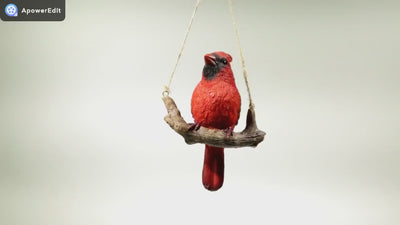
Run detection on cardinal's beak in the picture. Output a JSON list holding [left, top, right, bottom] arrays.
[[204, 54, 217, 66]]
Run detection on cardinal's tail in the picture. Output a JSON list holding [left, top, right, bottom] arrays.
[[202, 145, 224, 191]]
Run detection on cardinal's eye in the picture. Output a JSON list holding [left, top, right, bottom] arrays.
[[222, 58, 228, 65]]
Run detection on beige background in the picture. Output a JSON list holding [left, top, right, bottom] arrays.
[[1, 0, 399, 224]]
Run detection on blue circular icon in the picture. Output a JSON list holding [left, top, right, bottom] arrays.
[[5, 3, 18, 17]]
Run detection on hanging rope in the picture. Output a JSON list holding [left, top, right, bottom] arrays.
[[164, 0, 202, 96], [228, 0, 254, 109]]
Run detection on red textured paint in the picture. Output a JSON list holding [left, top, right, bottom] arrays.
[[191, 51, 241, 191]]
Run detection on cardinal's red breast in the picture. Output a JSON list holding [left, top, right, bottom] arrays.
[[191, 79, 241, 129]]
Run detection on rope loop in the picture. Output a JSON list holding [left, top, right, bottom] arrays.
[[162, 88, 170, 97]]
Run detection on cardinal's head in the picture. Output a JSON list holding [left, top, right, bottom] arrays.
[[202, 51, 233, 80]]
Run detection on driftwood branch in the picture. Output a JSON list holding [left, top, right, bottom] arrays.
[[162, 95, 266, 148]]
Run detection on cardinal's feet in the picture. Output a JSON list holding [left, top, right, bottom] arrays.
[[188, 122, 201, 131], [190, 123, 234, 138], [225, 126, 234, 138]]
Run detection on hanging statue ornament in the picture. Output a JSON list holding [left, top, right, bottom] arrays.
[[162, 0, 266, 191]]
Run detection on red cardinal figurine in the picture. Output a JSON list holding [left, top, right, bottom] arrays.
[[191, 51, 241, 191]]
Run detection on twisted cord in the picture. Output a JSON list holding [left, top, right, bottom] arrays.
[[228, 0, 254, 109], [164, 0, 202, 96]]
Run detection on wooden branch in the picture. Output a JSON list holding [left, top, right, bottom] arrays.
[[162, 95, 266, 148]]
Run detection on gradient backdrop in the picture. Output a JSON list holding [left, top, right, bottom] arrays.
[[1, 0, 399, 224]]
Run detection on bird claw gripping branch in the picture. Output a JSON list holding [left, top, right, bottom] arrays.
[[225, 126, 235, 138], [188, 122, 201, 131]]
